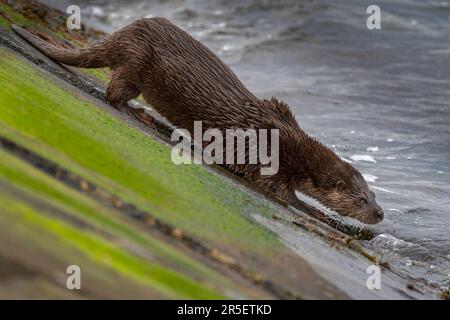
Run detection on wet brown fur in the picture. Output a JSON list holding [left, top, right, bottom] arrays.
[[12, 18, 383, 224]]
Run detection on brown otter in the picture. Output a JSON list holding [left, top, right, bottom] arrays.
[[12, 18, 384, 224]]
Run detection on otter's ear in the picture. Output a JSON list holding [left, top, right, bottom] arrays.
[[336, 180, 346, 191]]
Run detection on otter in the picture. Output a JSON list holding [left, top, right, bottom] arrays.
[[12, 18, 384, 224]]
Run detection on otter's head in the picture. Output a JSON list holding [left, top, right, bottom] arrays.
[[260, 97, 384, 224], [292, 160, 384, 224]]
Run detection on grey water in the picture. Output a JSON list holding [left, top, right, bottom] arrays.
[[43, 0, 450, 288]]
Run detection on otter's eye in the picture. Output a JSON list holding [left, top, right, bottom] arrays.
[[360, 198, 368, 206]]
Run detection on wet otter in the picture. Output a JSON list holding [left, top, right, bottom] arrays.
[[12, 18, 384, 224]]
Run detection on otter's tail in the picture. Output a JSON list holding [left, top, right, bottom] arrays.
[[11, 25, 112, 68]]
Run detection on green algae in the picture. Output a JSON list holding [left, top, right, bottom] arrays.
[[0, 1, 111, 84], [0, 148, 252, 296], [0, 190, 224, 299], [0, 2, 31, 29], [0, 47, 280, 254]]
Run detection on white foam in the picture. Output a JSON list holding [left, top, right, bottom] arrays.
[[371, 186, 396, 194], [350, 154, 377, 163], [294, 190, 366, 228], [362, 173, 378, 183], [294, 190, 335, 215], [341, 157, 355, 164], [366, 146, 379, 152], [89, 6, 104, 16], [371, 233, 414, 249]]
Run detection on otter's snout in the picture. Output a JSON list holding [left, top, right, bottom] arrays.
[[367, 202, 384, 224], [373, 208, 384, 222]]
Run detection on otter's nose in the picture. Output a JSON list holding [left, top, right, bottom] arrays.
[[375, 209, 384, 221]]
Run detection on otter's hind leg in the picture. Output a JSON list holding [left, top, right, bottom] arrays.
[[106, 66, 154, 127]]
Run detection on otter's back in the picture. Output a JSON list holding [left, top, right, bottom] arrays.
[[129, 18, 259, 128]]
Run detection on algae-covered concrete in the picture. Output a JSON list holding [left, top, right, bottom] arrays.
[[0, 0, 441, 299]]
